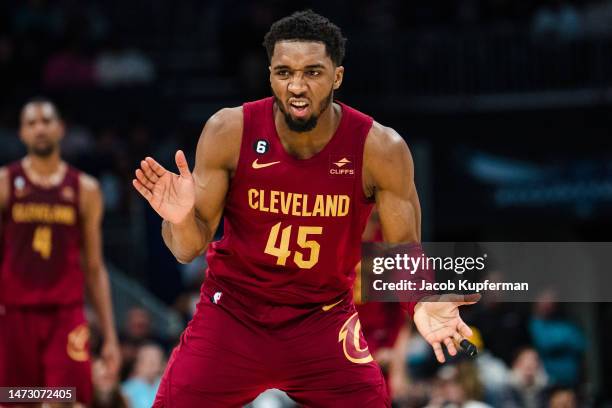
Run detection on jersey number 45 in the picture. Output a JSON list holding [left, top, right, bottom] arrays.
[[264, 222, 322, 269]]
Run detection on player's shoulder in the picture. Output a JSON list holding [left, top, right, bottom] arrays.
[[204, 106, 243, 138], [197, 106, 243, 169], [364, 120, 409, 160], [0, 165, 8, 181], [78, 171, 100, 194], [0, 166, 8, 208]]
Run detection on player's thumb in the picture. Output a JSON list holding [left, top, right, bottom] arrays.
[[175, 150, 191, 178]]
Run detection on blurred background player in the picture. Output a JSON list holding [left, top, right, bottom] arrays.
[[0, 98, 120, 406]]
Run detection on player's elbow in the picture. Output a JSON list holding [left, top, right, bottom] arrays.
[[83, 261, 104, 281], [174, 254, 194, 264], [172, 245, 206, 265]]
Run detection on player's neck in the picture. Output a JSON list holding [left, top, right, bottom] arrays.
[[275, 102, 341, 160], [25, 153, 62, 175], [22, 153, 66, 187]]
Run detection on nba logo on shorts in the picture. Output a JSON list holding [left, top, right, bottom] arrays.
[[212, 292, 223, 304], [329, 155, 355, 177]]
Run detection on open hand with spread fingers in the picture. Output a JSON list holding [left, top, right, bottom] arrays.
[[413, 293, 481, 363], [132, 150, 195, 225]]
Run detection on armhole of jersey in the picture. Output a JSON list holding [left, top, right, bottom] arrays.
[[73, 168, 82, 218], [5, 163, 18, 209], [226, 105, 250, 200], [358, 117, 375, 205]]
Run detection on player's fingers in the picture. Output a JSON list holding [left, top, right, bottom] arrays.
[[175, 150, 191, 178], [135, 169, 155, 190], [145, 156, 167, 178], [425, 326, 455, 344], [457, 320, 473, 339], [132, 179, 153, 201], [432, 342, 445, 363], [444, 337, 458, 356], [141, 160, 159, 182]]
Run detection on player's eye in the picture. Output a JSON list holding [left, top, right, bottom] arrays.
[[276, 70, 290, 77], [307, 71, 321, 77]]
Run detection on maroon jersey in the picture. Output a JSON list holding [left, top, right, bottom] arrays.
[[206, 97, 374, 306], [0, 161, 83, 306]]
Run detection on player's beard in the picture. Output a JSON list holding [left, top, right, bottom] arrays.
[[273, 88, 333, 133], [29, 140, 57, 158]]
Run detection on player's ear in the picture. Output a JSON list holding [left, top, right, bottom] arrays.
[[57, 120, 66, 141], [333, 66, 344, 90]]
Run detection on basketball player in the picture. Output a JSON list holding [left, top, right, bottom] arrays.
[[0, 99, 120, 406], [133, 10, 477, 407]]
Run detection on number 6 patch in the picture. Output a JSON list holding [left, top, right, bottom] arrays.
[[253, 139, 270, 155]]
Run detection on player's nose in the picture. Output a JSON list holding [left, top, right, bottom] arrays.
[[288, 74, 307, 94]]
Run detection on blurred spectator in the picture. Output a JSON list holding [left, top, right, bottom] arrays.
[[123, 307, 154, 343], [91, 358, 129, 408], [501, 347, 548, 408], [466, 326, 510, 407], [529, 292, 585, 387], [547, 387, 578, 408], [121, 343, 165, 408], [426, 363, 492, 408], [95, 36, 155, 87], [119, 307, 160, 381], [174, 256, 206, 325], [462, 292, 530, 366]]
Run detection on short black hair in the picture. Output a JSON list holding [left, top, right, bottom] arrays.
[[22, 96, 62, 119], [263, 10, 346, 66]]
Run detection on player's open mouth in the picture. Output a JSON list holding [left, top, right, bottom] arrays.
[[289, 100, 310, 118]]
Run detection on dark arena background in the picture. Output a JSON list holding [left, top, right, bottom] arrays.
[[1, 1, 611, 407]]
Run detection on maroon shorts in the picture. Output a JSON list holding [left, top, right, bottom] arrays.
[[153, 281, 389, 407], [0, 304, 93, 404]]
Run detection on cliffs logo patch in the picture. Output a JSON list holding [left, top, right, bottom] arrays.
[[329, 155, 355, 177], [338, 312, 373, 364]]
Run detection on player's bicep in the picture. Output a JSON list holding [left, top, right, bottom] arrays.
[[79, 175, 104, 271], [192, 162, 228, 238], [191, 108, 241, 237], [367, 127, 421, 243]]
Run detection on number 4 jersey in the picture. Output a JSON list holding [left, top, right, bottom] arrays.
[[0, 161, 84, 306], [206, 97, 375, 306]]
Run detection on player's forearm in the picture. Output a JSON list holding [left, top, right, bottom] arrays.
[[85, 264, 118, 343], [161, 212, 211, 263]]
